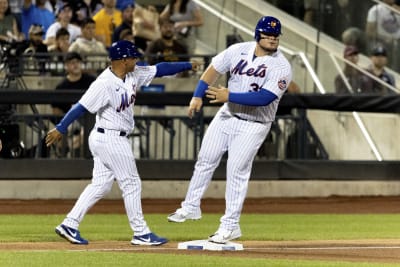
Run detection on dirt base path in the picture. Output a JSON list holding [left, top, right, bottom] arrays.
[[3, 196, 400, 214], [1, 196, 400, 263]]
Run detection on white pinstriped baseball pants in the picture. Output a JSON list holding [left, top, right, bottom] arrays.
[[62, 129, 150, 236], [181, 112, 271, 231]]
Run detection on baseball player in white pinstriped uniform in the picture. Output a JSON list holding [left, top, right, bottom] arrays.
[[46, 40, 198, 245], [168, 16, 292, 244]]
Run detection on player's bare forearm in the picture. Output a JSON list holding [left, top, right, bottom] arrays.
[[45, 128, 63, 147], [188, 97, 203, 118], [206, 85, 229, 103], [200, 65, 220, 85]]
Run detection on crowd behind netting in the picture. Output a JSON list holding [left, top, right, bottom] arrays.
[[2, 0, 399, 92], [0, 0, 204, 77], [0, 0, 204, 158], [266, 0, 400, 94]]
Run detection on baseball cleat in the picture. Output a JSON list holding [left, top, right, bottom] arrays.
[[208, 228, 242, 244], [167, 208, 202, 223], [55, 224, 88, 245], [131, 232, 168, 246]]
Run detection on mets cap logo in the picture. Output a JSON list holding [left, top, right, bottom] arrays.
[[270, 21, 277, 28], [278, 79, 287, 90]]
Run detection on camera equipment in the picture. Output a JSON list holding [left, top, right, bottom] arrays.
[[0, 40, 29, 88]]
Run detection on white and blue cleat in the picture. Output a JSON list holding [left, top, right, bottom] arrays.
[[55, 224, 89, 245], [131, 232, 168, 246]]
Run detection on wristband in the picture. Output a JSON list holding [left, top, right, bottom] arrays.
[[193, 80, 209, 97]]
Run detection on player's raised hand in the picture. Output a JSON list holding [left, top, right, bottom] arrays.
[[45, 128, 63, 147], [206, 85, 229, 103], [188, 97, 203, 118]]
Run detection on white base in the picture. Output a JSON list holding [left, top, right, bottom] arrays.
[[177, 239, 244, 251]]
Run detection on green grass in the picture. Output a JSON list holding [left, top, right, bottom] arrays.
[[1, 214, 400, 266], [1, 252, 399, 267]]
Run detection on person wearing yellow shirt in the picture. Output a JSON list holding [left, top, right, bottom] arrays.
[[92, 0, 122, 48]]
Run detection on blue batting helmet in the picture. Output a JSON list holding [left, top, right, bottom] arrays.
[[109, 40, 142, 61], [254, 16, 282, 41]]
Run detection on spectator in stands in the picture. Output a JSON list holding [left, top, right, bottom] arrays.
[[303, 0, 340, 38], [9, 0, 23, 33], [112, 3, 134, 43], [69, 17, 108, 73], [145, 17, 188, 65], [132, 4, 161, 52], [160, 0, 203, 55], [21, 24, 48, 73], [92, 0, 122, 48], [334, 45, 371, 94], [51, 51, 95, 157], [0, 138, 2, 152], [45, 3, 81, 46], [364, 45, 396, 95], [55, 0, 91, 26], [47, 27, 70, 74], [22, 0, 55, 40], [88, 0, 103, 16], [0, 0, 24, 43], [341, 27, 367, 55], [116, 0, 134, 11], [22, 24, 47, 54], [365, 0, 400, 71], [47, 27, 70, 54], [52, 52, 95, 115]]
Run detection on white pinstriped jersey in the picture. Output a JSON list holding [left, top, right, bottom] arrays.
[[79, 65, 157, 133], [212, 41, 292, 123]]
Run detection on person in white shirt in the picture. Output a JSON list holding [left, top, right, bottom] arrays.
[[69, 17, 108, 72], [366, 0, 400, 71], [45, 3, 81, 46]]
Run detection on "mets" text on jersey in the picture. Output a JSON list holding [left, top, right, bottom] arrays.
[[116, 92, 136, 112], [231, 60, 267, 77]]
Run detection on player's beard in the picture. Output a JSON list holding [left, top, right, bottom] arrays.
[[259, 43, 278, 54]]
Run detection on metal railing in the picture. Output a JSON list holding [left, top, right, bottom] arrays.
[[0, 110, 327, 161]]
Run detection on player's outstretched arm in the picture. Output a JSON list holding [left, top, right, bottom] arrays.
[[45, 103, 88, 147], [154, 61, 200, 77]]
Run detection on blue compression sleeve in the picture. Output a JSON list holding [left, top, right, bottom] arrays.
[[193, 80, 209, 97], [55, 103, 88, 134], [155, 62, 192, 77], [228, 89, 277, 106]]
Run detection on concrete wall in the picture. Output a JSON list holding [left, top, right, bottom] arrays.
[[308, 110, 400, 160], [2, 180, 400, 199]]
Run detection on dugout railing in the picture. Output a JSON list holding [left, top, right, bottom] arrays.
[[3, 89, 400, 161], [0, 90, 328, 161], [0, 103, 326, 161]]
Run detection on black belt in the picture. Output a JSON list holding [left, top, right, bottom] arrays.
[[97, 127, 127, 137], [233, 114, 264, 124]]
